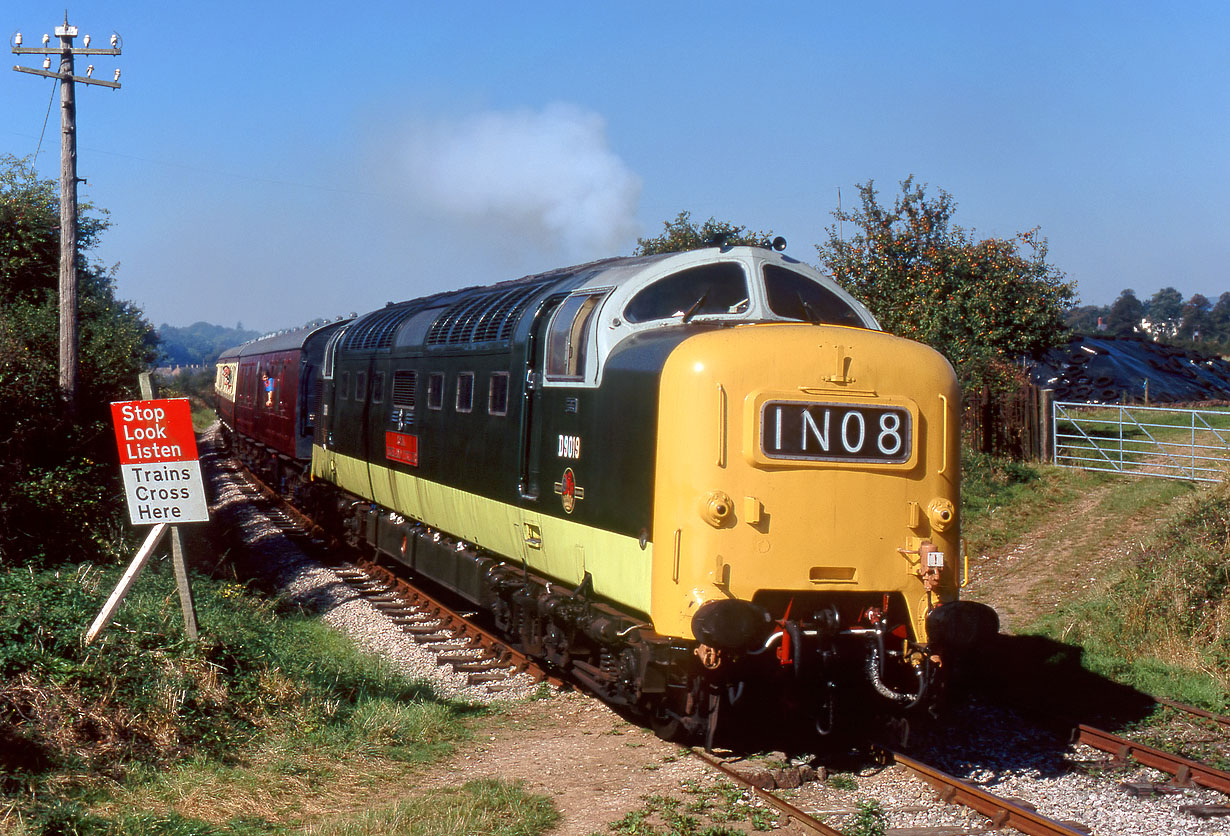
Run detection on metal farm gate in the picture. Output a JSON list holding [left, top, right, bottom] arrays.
[[1052, 401, 1230, 483]]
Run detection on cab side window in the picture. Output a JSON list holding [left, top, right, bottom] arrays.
[[545, 292, 607, 381], [623, 263, 748, 323]]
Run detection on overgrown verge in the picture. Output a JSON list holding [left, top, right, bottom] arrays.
[[1030, 478, 1230, 708], [961, 449, 1229, 710], [0, 560, 552, 834]]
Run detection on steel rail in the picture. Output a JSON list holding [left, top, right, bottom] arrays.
[[1154, 698, 1230, 729], [1076, 724, 1230, 795], [880, 748, 1090, 836], [693, 752, 847, 836]]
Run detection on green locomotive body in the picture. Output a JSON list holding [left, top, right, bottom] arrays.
[[223, 246, 997, 742]]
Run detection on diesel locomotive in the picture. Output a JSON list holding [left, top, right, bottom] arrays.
[[216, 245, 997, 743]]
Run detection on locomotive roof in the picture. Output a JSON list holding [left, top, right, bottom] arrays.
[[337, 246, 877, 357]]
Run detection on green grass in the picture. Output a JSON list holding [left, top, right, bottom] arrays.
[[0, 560, 529, 834], [594, 782, 777, 835], [960, 448, 1077, 556], [17, 779, 556, 836], [309, 779, 558, 836]]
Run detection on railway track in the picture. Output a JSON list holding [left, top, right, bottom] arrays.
[[206, 437, 1230, 834], [333, 557, 563, 692], [206, 441, 561, 698]]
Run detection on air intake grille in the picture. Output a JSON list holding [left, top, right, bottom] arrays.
[[391, 370, 417, 409]]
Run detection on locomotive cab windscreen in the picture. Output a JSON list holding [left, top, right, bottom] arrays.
[[623, 262, 749, 322], [762, 264, 870, 327]]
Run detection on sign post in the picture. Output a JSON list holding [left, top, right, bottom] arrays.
[[86, 395, 207, 644]]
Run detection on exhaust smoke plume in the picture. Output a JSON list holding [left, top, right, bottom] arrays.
[[401, 104, 642, 257]]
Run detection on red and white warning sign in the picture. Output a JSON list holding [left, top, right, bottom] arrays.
[[110, 398, 209, 525]]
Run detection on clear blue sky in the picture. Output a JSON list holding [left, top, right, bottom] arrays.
[[5, 1, 1228, 334]]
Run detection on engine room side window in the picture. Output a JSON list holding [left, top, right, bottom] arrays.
[[427, 372, 445, 410], [456, 372, 475, 413], [339, 371, 350, 400], [356, 372, 367, 402], [763, 265, 867, 328], [623, 263, 749, 324], [488, 372, 509, 416], [545, 291, 607, 381], [371, 371, 384, 404]]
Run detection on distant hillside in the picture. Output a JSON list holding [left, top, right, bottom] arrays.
[[158, 321, 261, 367]]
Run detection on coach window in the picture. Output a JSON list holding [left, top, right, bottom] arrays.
[[546, 291, 608, 381], [427, 372, 445, 410], [456, 372, 475, 413], [624, 263, 748, 323], [763, 265, 867, 328], [488, 372, 510, 416]]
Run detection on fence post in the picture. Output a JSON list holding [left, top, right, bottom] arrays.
[[1039, 389, 1054, 463], [980, 385, 993, 455]]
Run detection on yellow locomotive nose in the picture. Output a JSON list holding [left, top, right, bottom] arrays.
[[649, 323, 962, 645]]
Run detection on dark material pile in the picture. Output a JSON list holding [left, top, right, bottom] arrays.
[[1030, 336, 1230, 403]]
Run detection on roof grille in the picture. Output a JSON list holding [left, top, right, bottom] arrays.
[[426, 281, 551, 346], [342, 307, 417, 351]]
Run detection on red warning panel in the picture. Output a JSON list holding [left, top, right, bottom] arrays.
[[385, 431, 419, 466], [111, 398, 200, 465]]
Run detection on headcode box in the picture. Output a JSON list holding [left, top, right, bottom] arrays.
[[110, 398, 209, 525]]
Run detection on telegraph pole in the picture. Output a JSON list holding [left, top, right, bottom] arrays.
[[12, 16, 121, 413]]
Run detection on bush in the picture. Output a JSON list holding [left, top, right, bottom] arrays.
[[0, 156, 159, 569]]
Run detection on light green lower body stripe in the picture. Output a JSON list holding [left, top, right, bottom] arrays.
[[312, 445, 653, 617]]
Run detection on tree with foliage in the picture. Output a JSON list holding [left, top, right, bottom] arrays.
[[0, 154, 158, 567], [815, 177, 1076, 393], [1063, 304, 1110, 334], [1106, 289, 1145, 336], [634, 210, 776, 255], [158, 321, 261, 366], [1145, 286, 1184, 339], [1178, 293, 1212, 342]]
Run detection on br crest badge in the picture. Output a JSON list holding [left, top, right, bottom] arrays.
[[554, 468, 585, 514]]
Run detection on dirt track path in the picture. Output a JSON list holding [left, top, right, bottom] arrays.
[[959, 476, 1179, 632]]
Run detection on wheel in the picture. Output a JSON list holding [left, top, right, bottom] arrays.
[[649, 698, 684, 742]]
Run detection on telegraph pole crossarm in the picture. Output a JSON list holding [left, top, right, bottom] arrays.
[[12, 65, 121, 88]]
